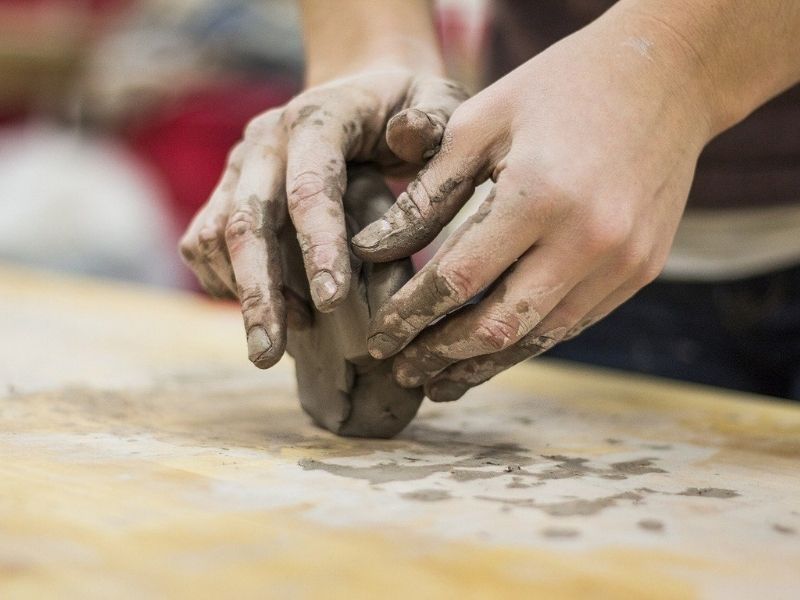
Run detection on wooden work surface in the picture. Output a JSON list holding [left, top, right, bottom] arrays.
[[1, 264, 799, 599]]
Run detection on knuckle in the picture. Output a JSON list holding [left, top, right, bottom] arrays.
[[197, 224, 223, 257], [283, 97, 327, 130], [287, 171, 334, 215], [225, 207, 261, 242], [433, 262, 480, 305], [614, 239, 650, 275], [238, 286, 266, 313], [397, 183, 430, 221], [580, 217, 631, 254], [178, 235, 198, 264], [474, 312, 522, 352], [244, 110, 280, 140]]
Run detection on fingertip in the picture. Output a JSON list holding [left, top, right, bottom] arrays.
[[309, 269, 350, 313], [425, 379, 469, 402], [247, 325, 284, 369], [387, 108, 444, 164], [393, 357, 424, 389]]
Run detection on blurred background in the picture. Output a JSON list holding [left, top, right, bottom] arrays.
[[0, 0, 488, 288]]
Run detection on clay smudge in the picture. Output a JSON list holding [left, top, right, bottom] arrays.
[[506, 476, 531, 489], [772, 524, 796, 535], [643, 444, 673, 451], [476, 491, 646, 517], [536, 455, 665, 481], [609, 458, 667, 477], [638, 519, 665, 532], [299, 458, 446, 485], [289, 104, 323, 130], [541, 527, 580, 539], [298, 439, 537, 485], [450, 469, 506, 482], [677, 487, 739, 499], [401, 489, 452, 502]]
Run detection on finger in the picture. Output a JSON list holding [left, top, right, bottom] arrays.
[[284, 106, 351, 312], [386, 76, 469, 164], [179, 145, 246, 297], [226, 139, 289, 369], [366, 184, 549, 359], [423, 271, 644, 402], [179, 246, 232, 299], [424, 335, 544, 403], [391, 241, 592, 387], [179, 218, 232, 299], [352, 119, 487, 262]]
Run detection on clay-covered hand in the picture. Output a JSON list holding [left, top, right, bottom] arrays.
[[352, 15, 717, 401], [179, 69, 467, 369]]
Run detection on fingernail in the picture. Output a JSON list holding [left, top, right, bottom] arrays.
[[310, 271, 338, 306], [426, 380, 469, 402], [394, 360, 424, 388], [247, 326, 273, 366], [368, 332, 401, 359], [352, 219, 392, 250]]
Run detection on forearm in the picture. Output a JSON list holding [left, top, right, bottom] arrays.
[[609, 0, 800, 136], [299, 0, 443, 86]]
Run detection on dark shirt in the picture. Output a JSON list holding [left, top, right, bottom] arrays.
[[490, 0, 800, 209]]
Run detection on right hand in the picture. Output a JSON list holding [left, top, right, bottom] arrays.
[[179, 69, 467, 369]]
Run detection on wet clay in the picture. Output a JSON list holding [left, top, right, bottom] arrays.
[[282, 167, 423, 438]]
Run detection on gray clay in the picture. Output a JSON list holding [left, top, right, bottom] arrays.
[[282, 167, 423, 438]]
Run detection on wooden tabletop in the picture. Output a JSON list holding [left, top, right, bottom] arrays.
[[1, 264, 799, 599]]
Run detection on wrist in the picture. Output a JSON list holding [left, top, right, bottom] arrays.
[[592, 6, 727, 143], [610, 0, 800, 139], [305, 43, 444, 88], [300, 0, 444, 87]]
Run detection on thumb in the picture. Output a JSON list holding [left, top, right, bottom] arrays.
[[386, 76, 469, 165]]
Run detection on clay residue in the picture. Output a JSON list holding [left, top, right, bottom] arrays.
[[298, 446, 669, 488], [772, 523, 796, 535], [537, 455, 666, 481], [298, 440, 536, 485], [638, 519, 665, 532], [476, 491, 646, 517], [299, 458, 447, 485], [541, 527, 580, 539], [401, 489, 452, 502], [506, 476, 534, 489], [677, 487, 739, 499]]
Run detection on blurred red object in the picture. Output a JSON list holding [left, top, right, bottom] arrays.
[[126, 79, 297, 234]]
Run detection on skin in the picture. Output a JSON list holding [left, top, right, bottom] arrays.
[[179, 0, 467, 368], [352, 0, 800, 400], [182, 0, 800, 401]]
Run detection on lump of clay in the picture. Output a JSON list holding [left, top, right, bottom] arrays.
[[282, 167, 423, 438]]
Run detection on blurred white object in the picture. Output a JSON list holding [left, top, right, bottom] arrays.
[[0, 124, 184, 286]]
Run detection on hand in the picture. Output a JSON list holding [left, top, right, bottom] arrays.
[[179, 68, 467, 369], [352, 15, 715, 401]]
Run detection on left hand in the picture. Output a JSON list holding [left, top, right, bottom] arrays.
[[351, 13, 716, 401]]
